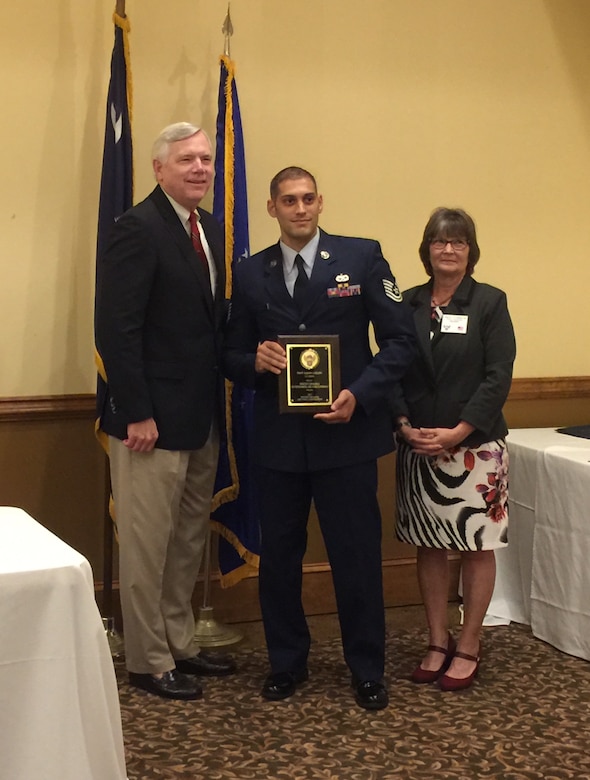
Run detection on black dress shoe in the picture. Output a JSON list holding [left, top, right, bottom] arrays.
[[353, 680, 389, 710], [128, 670, 203, 700], [175, 651, 236, 677], [261, 669, 309, 701]]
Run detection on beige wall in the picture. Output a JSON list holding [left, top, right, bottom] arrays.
[[1, 0, 590, 398]]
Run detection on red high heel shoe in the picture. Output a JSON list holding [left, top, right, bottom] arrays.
[[410, 633, 457, 684], [438, 648, 481, 692]]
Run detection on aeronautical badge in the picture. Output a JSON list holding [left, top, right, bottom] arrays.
[[320, 251, 330, 260], [327, 271, 362, 297], [382, 278, 403, 302]]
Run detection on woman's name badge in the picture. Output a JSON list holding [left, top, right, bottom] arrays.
[[441, 314, 468, 334]]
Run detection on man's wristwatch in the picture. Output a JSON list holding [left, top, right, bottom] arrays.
[[396, 418, 412, 431]]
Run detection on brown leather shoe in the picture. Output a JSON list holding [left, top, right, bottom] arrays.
[[128, 670, 203, 700]]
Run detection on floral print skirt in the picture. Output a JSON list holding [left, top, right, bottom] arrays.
[[395, 438, 509, 551]]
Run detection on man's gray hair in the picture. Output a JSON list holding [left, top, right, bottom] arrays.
[[151, 122, 211, 163]]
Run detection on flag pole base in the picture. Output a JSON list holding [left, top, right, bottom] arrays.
[[193, 606, 243, 647], [102, 616, 125, 658]]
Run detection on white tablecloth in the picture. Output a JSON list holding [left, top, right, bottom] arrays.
[[0, 507, 127, 780], [487, 429, 590, 661]]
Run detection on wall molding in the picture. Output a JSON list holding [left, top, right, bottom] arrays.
[[1, 377, 590, 423], [0, 394, 96, 422], [509, 376, 590, 401]]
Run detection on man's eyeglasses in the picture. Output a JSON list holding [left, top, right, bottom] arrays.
[[430, 239, 468, 251]]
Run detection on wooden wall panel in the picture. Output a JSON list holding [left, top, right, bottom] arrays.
[[0, 416, 108, 577], [2, 376, 589, 625]]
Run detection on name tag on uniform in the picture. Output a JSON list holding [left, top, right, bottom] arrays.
[[441, 314, 468, 334]]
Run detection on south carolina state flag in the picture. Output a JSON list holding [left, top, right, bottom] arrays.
[[95, 11, 133, 453]]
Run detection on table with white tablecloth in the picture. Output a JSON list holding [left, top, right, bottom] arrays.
[[0, 507, 127, 780], [486, 428, 590, 661]]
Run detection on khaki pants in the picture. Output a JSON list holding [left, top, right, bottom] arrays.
[[109, 428, 219, 674]]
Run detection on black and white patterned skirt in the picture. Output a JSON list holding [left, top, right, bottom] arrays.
[[395, 438, 509, 551]]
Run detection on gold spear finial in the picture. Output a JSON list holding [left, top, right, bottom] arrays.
[[222, 3, 233, 58]]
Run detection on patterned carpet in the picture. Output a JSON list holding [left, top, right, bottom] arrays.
[[115, 622, 590, 780]]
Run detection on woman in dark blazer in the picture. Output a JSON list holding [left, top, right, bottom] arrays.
[[391, 207, 516, 691]]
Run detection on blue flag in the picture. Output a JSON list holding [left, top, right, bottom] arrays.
[[211, 54, 260, 586], [95, 12, 133, 453]]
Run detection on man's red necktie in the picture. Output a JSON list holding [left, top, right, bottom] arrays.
[[188, 211, 210, 277]]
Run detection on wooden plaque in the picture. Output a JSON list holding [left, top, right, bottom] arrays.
[[277, 335, 341, 414]]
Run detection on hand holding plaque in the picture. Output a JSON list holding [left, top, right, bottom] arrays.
[[278, 335, 341, 414]]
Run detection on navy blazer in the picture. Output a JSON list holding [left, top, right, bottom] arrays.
[[223, 229, 416, 471], [391, 275, 516, 448], [95, 185, 226, 450]]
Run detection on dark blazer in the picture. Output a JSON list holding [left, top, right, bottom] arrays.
[[391, 275, 516, 448], [95, 185, 226, 450], [223, 229, 416, 471]]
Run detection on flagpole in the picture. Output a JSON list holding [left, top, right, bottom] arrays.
[[193, 528, 243, 646], [102, 465, 124, 656], [193, 3, 243, 648], [115, 0, 125, 16]]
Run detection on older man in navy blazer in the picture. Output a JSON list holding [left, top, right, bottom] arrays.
[[223, 167, 416, 709], [96, 122, 235, 700]]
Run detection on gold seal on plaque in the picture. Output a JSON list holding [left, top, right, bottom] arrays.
[[300, 348, 320, 370]]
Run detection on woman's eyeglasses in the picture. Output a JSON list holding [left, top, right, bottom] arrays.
[[430, 239, 468, 251]]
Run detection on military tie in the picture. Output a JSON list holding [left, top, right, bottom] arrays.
[[293, 254, 310, 309]]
